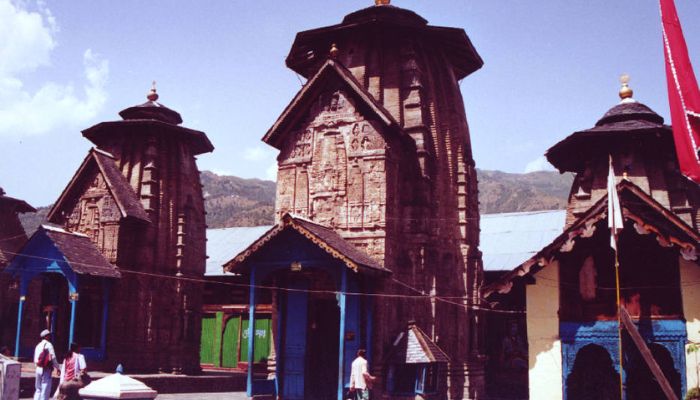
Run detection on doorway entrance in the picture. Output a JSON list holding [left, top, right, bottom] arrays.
[[281, 274, 340, 400], [306, 295, 340, 399]]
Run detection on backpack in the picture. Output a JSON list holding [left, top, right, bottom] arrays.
[[37, 344, 51, 368]]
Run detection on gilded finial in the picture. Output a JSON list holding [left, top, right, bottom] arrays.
[[147, 81, 159, 102], [329, 43, 339, 59], [619, 74, 633, 100], [375, 0, 390, 5]]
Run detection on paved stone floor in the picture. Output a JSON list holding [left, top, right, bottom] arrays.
[[155, 392, 247, 399], [21, 392, 247, 399]]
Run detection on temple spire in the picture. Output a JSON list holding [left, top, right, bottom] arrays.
[[375, 0, 390, 5], [619, 74, 634, 102], [147, 81, 159, 102]]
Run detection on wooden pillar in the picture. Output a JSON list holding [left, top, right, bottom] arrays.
[[100, 279, 110, 357], [247, 268, 257, 398], [68, 277, 79, 347], [337, 267, 347, 400], [14, 277, 27, 357]]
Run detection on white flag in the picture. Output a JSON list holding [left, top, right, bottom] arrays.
[[608, 155, 624, 250]]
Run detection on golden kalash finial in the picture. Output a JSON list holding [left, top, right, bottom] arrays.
[[619, 74, 633, 100], [147, 81, 159, 102], [330, 43, 339, 59], [375, 0, 391, 5]]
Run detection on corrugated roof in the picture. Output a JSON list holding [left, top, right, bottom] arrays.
[[204, 211, 567, 276], [480, 210, 566, 271], [205, 226, 273, 276]]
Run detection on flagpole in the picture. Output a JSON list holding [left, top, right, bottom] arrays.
[[614, 247, 624, 400], [608, 154, 625, 399]]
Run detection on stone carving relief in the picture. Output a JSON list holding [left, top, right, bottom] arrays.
[[65, 172, 122, 261], [275, 89, 390, 234]]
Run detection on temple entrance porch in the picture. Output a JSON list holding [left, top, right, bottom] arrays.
[[223, 215, 389, 400]]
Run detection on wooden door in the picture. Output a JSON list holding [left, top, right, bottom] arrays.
[[282, 284, 308, 400], [221, 315, 241, 368], [199, 314, 217, 365]]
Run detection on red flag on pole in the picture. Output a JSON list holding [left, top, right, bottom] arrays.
[[660, 0, 700, 184]]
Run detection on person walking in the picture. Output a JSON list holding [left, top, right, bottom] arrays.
[[349, 349, 375, 400], [56, 343, 87, 400], [33, 329, 59, 400]]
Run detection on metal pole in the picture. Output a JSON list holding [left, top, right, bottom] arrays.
[[247, 268, 257, 398], [614, 250, 624, 400], [337, 268, 347, 400]]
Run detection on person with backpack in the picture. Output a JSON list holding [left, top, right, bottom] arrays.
[[55, 343, 88, 400], [33, 329, 59, 400]]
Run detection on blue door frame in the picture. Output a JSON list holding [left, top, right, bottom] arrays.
[[245, 259, 370, 400], [560, 320, 687, 399]]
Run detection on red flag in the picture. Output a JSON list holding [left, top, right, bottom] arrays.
[[660, 0, 700, 183]]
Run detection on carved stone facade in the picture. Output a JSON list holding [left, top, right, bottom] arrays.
[[36, 91, 214, 373], [266, 4, 485, 398], [0, 189, 35, 348]]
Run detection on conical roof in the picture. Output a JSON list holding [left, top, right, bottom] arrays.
[[118, 85, 183, 125], [285, 3, 482, 80], [546, 94, 672, 173], [82, 86, 213, 155]]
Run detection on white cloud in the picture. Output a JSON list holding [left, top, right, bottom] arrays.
[[524, 156, 555, 173], [0, 0, 109, 138], [243, 146, 269, 161]]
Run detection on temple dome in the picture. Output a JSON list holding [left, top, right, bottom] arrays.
[[595, 101, 665, 127], [118, 86, 183, 125]]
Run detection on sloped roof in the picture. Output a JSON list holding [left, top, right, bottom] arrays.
[[6, 225, 120, 278], [285, 5, 482, 80], [48, 148, 149, 224], [263, 59, 401, 149], [223, 213, 389, 275], [547, 100, 673, 173], [484, 180, 700, 297], [0, 188, 36, 214], [389, 322, 450, 364], [205, 226, 273, 276], [480, 210, 566, 271]]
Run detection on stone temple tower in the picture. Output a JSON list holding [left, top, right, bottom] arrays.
[[263, 1, 485, 397], [46, 86, 213, 372]]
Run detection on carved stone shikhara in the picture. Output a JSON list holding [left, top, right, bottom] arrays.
[[265, 4, 486, 397], [39, 94, 214, 373]]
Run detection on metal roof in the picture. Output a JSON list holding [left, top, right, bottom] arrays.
[[205, 226, 273, 276], [205, 210, 567, 276], [480, 210, 566, 271]]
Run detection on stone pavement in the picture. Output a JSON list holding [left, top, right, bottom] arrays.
[[21, 392, 247, 399], [155, 392, 247, 399]]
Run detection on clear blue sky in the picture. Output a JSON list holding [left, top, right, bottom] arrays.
[[0, 0, 698, 206]]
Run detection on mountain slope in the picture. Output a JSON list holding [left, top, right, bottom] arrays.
[[19, 169, 573, 232]]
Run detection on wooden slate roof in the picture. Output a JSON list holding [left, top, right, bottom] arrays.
[[83, 119, 214, 156], [547, 101, 673, 173], [263, 59, 402, 150], [0, 189, 36, 214], [388, 321, 450, 364], [42, 226, 121, 278], [223, 213, 389, 275], [483, 180, 700, 298], [6, 225, 120, 278], [285, 5, 482, 80], [48, 148, 149, 224]]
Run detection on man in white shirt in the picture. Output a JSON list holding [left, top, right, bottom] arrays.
[[34, 329, 60, 400], [350, 349, 375, 400]]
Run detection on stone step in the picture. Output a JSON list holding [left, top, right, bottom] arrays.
[[19, 368, 246, 397]]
